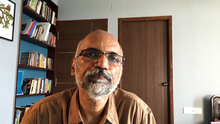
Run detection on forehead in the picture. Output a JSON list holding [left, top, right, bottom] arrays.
[[79, 31, 123, 55]]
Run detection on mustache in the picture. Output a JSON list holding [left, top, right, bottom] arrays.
[[85, 69, 113, 82]]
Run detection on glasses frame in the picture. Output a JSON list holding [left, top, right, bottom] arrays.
[[76, 49, 125, 65]]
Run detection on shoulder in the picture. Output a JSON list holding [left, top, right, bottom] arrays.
[[113, 88, 152, 112], [112, 88, 156, 123], [21, 88, 78, 123], [113, 88, 144, 102], [29, 87, 77, 112]]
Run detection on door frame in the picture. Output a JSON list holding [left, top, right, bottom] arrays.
[[118, 16, 173, 124]]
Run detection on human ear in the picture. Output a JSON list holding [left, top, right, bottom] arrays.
[[71, 58, 76, 76]]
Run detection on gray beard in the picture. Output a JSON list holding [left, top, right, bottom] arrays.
[[76, 69, 113, 99]]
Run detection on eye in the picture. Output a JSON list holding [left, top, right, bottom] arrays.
[[83, 50, 99, 58], [107, 54, 120, 63]]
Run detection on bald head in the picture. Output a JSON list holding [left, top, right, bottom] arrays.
[[83, 30, 117, 44], [75, 30, 123, 58]]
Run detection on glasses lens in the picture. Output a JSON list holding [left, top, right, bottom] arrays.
[[106, 54, 122, 64], [81, 49, 100, 59]]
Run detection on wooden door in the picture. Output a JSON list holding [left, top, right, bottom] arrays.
[[118, 16, 173, 124], [55, 19, 108, 93]]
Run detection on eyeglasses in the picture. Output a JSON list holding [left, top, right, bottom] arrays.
[[76, 49, 125, 66]]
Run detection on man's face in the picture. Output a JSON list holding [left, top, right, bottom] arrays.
[[73, 31, 123, 99]]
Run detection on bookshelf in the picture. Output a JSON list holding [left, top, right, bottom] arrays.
[[13, 0, 58, 123]]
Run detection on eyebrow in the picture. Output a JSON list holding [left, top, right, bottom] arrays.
[[85, 47, 120, 55]]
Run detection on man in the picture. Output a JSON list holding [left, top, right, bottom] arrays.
[[21, 30, 156, 124]]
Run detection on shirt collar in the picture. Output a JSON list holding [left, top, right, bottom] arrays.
[[68, 88, 119, 124]]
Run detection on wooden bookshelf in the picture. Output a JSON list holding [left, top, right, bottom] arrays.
[[13, 0, 58, 123]]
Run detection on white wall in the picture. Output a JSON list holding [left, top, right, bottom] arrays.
[[57, 0, 220, 124], [52, 0, 58, 6], [0, 0, 22, 124]]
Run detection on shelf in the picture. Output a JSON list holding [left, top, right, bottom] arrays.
[[23, 6, 56, 28], [21, 34, 55, 48], [16, 93, 52, 97], [18, 64, 54, 71], [23, 6, 45, 22]]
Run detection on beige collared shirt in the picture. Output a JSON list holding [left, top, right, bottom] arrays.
[[21, 87, 156, 124]]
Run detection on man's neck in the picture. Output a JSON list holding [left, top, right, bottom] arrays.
[[78, 89, 109, 124]]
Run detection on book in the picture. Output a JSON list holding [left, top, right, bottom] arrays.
[[51, 11, 56, 24], [36, 78, 41, 93], [14, 110, 20, 124], [32, 78, 38, 94], [47, 57, 53, 69], [29, 21, 37, 37], [24, 0, 32, 7], [31, 25, 39, 38], [40, 78, 45, 93], [48, 8, 52, 23], [20, 52, 29, 65], [48, 80, 53, 93], [40, 1, 47, 18], [30, 0, 39, 11], [27, 20, 36, 35], [34, 24, 44, 40], [28, 51, 38, 66], [18, 109, 25, 123], [30, 79, 37, 94], [53, 35, 56, 47], [44, 78, 48, 93], [17, 71, 24, 95], [36, 0, 42, 14], [47, 32, 53, 45], [15, 107, 30, 123], [37, 22, 51, 42], [45, 5, 49, 21], [21, 20, 33, 35]]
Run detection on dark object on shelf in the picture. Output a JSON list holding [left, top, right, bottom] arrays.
[[21, 78, 33, 94], [211, 95, 220, 121]]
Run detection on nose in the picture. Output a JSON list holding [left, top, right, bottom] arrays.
[[94, 54, 109, 69]]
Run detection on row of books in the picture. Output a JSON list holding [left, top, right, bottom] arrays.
[[20, 51, 53, 69], [21, 20, 56, 44], [21, 78, 53, 95], [15, 106, 33, 124], [24, 0, 56, 25], [14, 107, 30, 124]]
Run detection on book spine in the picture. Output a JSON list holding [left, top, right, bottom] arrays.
[[27, 20, 35, 35]]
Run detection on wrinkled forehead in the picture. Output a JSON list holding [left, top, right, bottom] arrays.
[[78, 31, 123, 55]]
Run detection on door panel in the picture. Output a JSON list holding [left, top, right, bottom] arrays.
[[118, 17, 173, 124], [55, 19, 108, 93]]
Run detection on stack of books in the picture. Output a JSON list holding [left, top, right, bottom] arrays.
[[21, 78, 53, 95], [20, 51, 54, 69], [24, 0, 56, 25], [21, 20, 56, 46]]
